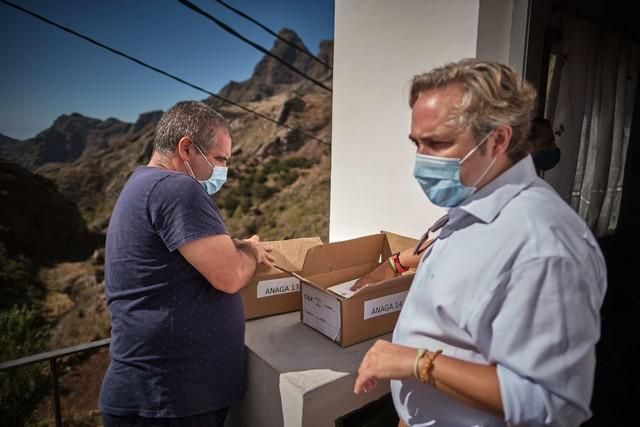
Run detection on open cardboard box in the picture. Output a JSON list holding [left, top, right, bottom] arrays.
[[241, 237, 322, 320], [292, 231, 418, 347]]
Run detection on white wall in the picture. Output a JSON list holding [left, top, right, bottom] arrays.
[[477, 0, 513, 64], [509, 0, 531, 77], [330, 0, 479, 241], [330, 0, 528, 242]]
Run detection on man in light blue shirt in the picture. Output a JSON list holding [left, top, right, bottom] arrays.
[[354, 59, 606, 427]]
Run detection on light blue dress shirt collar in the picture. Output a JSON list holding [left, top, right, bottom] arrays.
[[452, 155, 538, 224]]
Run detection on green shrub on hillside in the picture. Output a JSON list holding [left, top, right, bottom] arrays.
[[219, 156, 314, 217], [278, 170, 300, 186], [281, 157, 314, 169], [0, 243, 43, 310], [250, 182, 275, 201], [0, 306, 50, 427]]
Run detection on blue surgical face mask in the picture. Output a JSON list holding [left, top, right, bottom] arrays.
[[413, 131, 496, 207], [185, 144, 228, 195]]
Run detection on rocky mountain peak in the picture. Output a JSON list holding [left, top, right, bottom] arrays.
[[214, 28, 333, 103], [131, 110, 163, 134], [0, 132, 19, 145], [250, 27, 315, 87], [0, 113, 133, 170], [317, 40, 334, 68], [48, 113, 98, 134], [270, 28, 308, 60]]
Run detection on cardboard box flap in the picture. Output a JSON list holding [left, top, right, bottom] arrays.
[[301, 234, 386, 277], [256, 237, 322, 275], [305, 263, 380, 291], [381, 231, 419, 259]]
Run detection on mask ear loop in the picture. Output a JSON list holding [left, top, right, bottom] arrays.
[[180, 136, 199, 180], [460, 129, 496, 188], [193, 142, 216, 174], [185, 142, 215, 183], [183, 160, 197, 179], [471, 156, 497, 187], [460, 130, 494, 164]]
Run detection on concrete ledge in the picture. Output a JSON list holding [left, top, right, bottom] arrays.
[[228, 312, 391, 426]]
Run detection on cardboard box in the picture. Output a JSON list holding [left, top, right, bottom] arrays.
[[295, 231, 418, 347], [241, 237, 322, 320]]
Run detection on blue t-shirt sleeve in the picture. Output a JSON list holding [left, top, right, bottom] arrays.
[[148, 173, 227, 252]]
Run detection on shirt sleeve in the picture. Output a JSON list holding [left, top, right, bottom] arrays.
[[479, 256, 603, 427], [147, 173, 228, 252]]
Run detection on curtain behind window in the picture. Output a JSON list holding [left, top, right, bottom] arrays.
[[544, 17, 640, 237]]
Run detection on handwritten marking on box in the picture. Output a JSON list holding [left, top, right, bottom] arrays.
[[302, 284, 340, 340]]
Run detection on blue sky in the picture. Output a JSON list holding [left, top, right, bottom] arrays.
[[0, 0, 334, 140]]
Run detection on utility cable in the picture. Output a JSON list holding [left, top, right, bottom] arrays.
[[177, 0, 332, 93], [213, 0, 332, 70], [0, 0, 330, 145]]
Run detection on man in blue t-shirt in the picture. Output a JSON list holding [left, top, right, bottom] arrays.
[[99, 101, 273, 426]]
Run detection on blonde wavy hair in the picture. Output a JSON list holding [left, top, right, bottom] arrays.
[[409, 58, 537, 162]]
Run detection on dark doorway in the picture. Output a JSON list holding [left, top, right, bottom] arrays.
[[526, 1, 640, 425]]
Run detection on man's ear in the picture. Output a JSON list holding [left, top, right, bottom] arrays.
[[491, 125, 512, 157], [177, 136, 193, 161]]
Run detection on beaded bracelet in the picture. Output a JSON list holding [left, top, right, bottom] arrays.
[[418, 349, 443, 385], [413, 348, 428, 380]]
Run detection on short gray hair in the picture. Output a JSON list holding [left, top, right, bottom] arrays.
[[409, 59, 536, 163], [154, 101, 231, 154]]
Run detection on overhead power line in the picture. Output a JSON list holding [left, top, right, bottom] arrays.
[[0, 0, 330, 146], [213, 0, 332, 70], [177, 0, 332, 93]]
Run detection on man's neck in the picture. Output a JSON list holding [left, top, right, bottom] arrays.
[[475, 155, 515, 191], [148, 151, 179, 172]]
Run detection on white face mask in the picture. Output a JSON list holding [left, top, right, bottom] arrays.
[[184, 144, 228, 195]]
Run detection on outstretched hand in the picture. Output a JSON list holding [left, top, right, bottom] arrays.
[[351, 262, 396, 291], [354, 340, 416, 394]]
